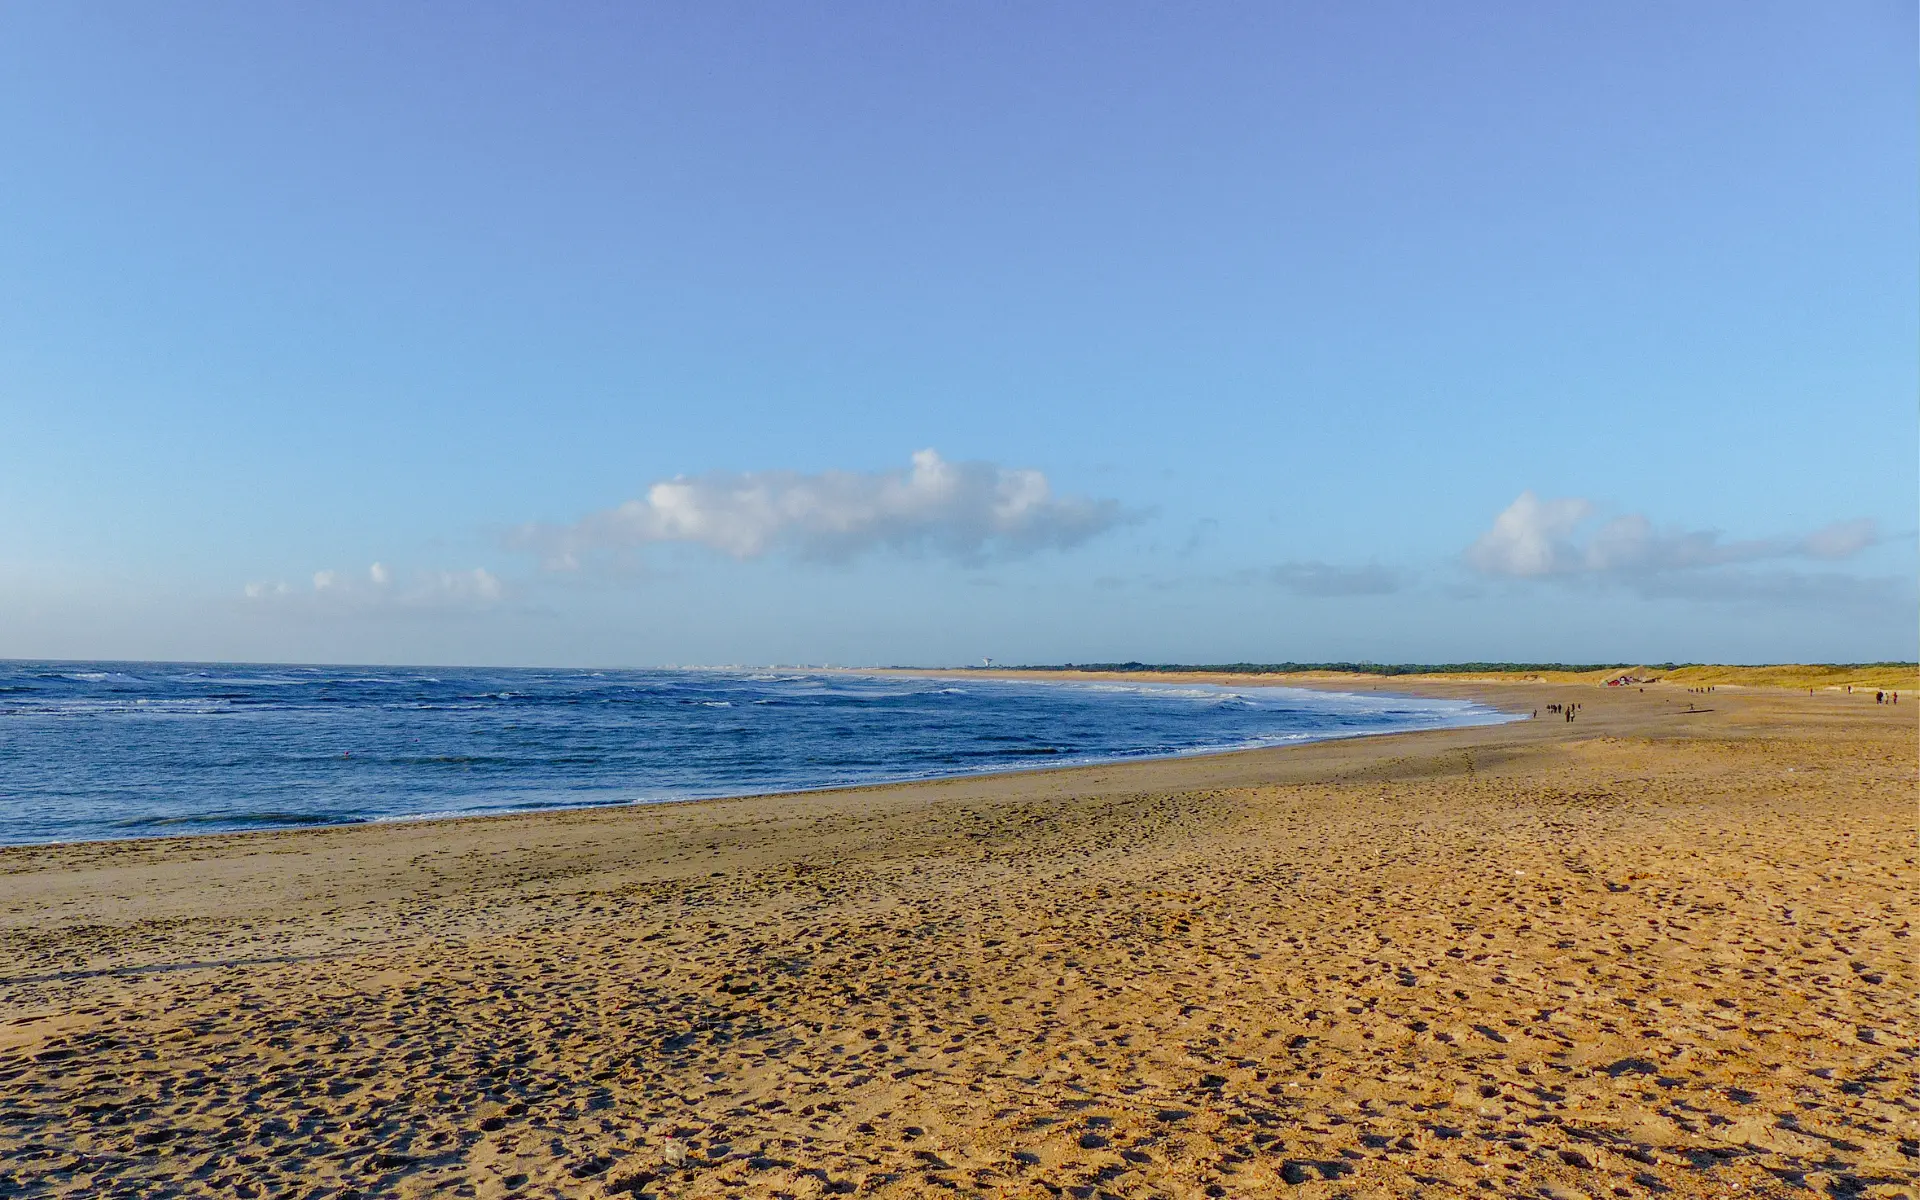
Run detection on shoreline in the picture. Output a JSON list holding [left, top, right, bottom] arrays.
[[0, 670, 1523, 854], [2, 677, 1911, 1198]]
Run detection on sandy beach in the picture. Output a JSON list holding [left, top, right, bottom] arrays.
[[1, 675, 1913, 1199]]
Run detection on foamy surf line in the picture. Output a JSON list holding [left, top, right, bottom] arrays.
[[288, 693, 1519, 837]]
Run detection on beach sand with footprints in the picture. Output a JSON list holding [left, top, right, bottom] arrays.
[[1, 676, 1913, 1199]]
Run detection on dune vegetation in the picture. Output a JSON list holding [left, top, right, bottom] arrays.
[[1019, 662, 1920, 691]]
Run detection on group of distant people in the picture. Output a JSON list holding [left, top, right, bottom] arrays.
[[1528, 681, 1904, 723], [1844, 686, 1900, 704]]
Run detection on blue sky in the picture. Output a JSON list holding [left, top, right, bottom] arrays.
[[2, 3, 1913, 666]]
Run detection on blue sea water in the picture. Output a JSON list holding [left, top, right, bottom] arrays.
[[0, 662, 1512, 846]]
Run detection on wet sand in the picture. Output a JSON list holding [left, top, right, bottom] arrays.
[[1, 677, 1913, 1198]]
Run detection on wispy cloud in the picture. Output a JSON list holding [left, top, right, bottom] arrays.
[[510, 449, 1132, 568], [1252, 561, 1402, 597], [1629, 566, 1910, 608], [1466, 492, 1881, 579], [244, 563, 505, 615], [1464, 491, 1892, 605]]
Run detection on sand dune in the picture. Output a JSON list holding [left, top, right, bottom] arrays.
[[1, 679, 1913, 1198]]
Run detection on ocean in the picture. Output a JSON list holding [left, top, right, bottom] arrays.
[[0, 662, 1510, 846]]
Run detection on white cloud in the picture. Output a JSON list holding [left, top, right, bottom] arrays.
[[512, 449, 1130, 568], [1462, 491, 1595, 577], [245, 563, 503, 616], [1464, 492, 1887, 604]]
